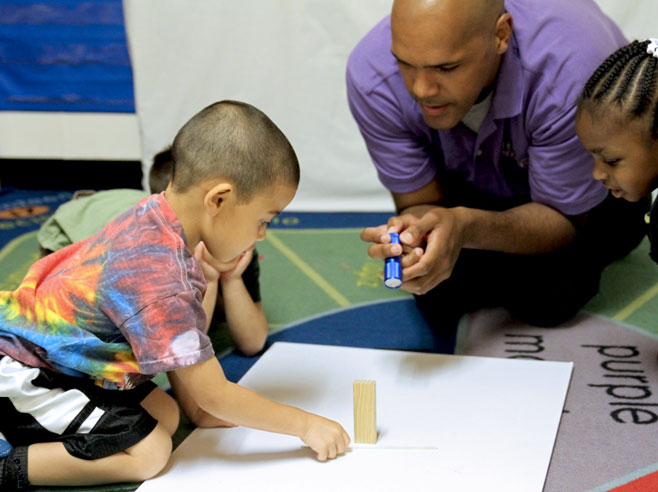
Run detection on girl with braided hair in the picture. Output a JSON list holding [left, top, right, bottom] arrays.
[[577, 39, 658, 263]]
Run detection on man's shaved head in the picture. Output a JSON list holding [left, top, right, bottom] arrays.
[[390, 0, 511, 130], [392, 0, 505, 42]]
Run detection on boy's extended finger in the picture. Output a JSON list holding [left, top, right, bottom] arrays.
[[341, 432, 351, 451]]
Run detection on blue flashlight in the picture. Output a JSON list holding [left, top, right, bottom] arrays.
[[384, 232, 402, 289]]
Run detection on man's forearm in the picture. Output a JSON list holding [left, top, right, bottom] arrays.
[[453, 202, 578, 254]]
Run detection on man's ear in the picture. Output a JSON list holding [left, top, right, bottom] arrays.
[[203, 182, 234, 217], [494, 13, 513, 55]]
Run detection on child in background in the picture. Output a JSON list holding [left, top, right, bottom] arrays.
[[36, 149, 171, 255], [576, 39, 658, 263], [0, 100, 349, 490], [38, 148, 268, 356]]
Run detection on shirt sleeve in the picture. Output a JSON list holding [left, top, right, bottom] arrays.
[[119, 291, 215, 375], [526, 103, 607, 216], [346, 65, 438, 194]]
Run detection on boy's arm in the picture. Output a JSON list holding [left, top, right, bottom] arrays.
[[219, 278, 267, 355], [192, 242, 221, 333], [169, 357, 350, 461], [202, 280, 219, 333], [218, 248, 267, 355]]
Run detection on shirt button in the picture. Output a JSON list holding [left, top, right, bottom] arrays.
[[476, 149, 483, 157]]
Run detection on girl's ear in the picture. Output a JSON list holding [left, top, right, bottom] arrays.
[[203, 182, 234, 217]]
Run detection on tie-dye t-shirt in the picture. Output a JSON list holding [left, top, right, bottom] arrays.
[[0, 193, 214, 390]]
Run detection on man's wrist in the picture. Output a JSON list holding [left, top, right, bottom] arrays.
[[452, 206, 478, 248], [399, 203, 436, 218]]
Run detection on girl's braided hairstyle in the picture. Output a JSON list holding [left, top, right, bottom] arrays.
[[580, 40, 658, 140]]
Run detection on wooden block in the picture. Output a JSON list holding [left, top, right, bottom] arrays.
[[353, 379, 377, 444]]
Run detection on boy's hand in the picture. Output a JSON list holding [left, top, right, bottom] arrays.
[[194, 242, 221, 282], [301, 415, 350, 461], [194, 242, 243, 281], [220, 248, 254, 282]]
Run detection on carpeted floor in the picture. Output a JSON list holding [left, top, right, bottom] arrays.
[[1, 187, 658, 492]]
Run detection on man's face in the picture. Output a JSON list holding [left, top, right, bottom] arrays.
[[391, 2, 503, 130]]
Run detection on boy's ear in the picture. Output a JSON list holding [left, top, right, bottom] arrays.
[[203, 182, 234, 216]]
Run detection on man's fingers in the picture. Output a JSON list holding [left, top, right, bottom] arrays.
[[399, 211, 439, 246], [401, 246, 451, 294], [386, 215, 407, 231], [400, 247, 423, 268], [367, 242, 402, 260], [401, 274, 445, 295], [360, 224, 388, 242]]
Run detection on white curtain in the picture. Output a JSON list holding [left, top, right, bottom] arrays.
[[123, 0, 394, 211], [123, 0, 658, 212], [596, 0, 657, 42]]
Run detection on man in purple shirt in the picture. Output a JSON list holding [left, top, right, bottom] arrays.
[[347, 0, 648, 346]]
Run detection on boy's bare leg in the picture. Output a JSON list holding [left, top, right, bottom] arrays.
[[140, 387, 180, 436], [26, 423, 172, 486], [27, 387, 179, 486]]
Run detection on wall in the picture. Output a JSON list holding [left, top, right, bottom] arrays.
[[123, 0, 658, 211], [1, 1, 656, 208]]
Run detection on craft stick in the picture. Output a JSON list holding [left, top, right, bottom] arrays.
[[350, 444, 439, 450]]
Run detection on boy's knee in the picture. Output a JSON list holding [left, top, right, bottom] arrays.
[[127, 425, 172, 481], [142, 388, 180, 436]]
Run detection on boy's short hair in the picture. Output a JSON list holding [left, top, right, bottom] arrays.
[[149, 147, 173, 194], [170, 100, 300, 202]]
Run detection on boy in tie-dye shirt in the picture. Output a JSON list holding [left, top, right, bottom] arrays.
[[0, 101, 350, 490]]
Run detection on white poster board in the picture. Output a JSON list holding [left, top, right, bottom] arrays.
[[138, 342, 573, 492]]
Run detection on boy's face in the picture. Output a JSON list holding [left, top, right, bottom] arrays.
[[203, 182, 297, 263], [576, 110, 658, 202]]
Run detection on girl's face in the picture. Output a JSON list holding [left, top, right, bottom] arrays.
[[576, 109, 658, 202]]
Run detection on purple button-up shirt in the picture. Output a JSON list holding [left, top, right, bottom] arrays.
[[346, 0, 626, 216]]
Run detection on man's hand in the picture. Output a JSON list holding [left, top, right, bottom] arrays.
[[396, 207, 465, 294], [361, 207, 466, 295], [360, 214, 424, 267]]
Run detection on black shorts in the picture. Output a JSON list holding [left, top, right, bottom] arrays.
[[0, 356, 158, 460]]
